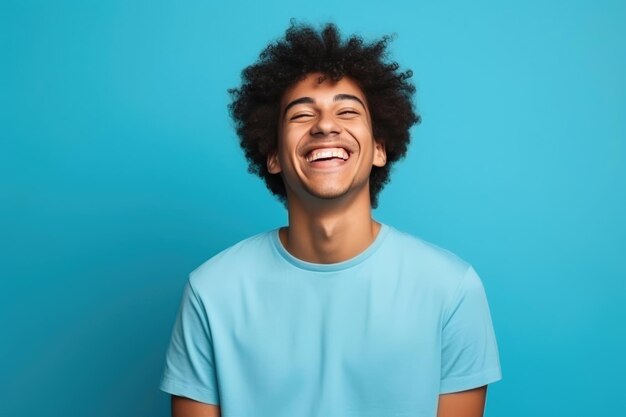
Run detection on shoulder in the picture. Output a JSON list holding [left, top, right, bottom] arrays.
[[382, 225, 473, 292], [385, 225, 470, 273], [188, 230, 277, 292]]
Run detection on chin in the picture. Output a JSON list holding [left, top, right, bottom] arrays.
[[303, 184, 354, 201]]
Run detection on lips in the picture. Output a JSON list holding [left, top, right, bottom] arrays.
[[305, 147, 350, 163]]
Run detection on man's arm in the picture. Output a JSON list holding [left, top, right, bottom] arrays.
[[437, 385, 487, 417], [171, 395, 221, 417], [171, 387, 486, 417]]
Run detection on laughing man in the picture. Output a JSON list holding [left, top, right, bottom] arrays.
[[160, 22, 502, 417]]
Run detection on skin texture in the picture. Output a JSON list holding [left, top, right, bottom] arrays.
[[270, 74, 385, 204], [437, 386, 488, 417], [267, 73, 387, 263], [170, 74, 488, 417], [172, 396, 220, 417]]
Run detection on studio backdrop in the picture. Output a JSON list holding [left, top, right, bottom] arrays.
[[1, 0, 624, 416]]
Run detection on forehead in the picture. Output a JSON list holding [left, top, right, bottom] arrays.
[[280, 73, 367, 108]]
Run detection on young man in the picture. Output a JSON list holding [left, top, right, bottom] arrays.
[[160, 23, 502, 417]]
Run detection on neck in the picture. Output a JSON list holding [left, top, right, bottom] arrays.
[[280, 191, 381, 264]]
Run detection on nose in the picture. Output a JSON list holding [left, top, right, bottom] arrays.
[[310, 111, 341, 137]]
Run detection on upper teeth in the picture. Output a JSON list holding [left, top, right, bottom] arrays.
[[306, 148, 349, 162]]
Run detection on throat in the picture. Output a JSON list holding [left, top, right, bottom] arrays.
[[281, 217, 380, 264]]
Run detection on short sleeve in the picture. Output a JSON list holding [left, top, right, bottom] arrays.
[[440, 266, 502, 394], [159, 280, 220, 405]]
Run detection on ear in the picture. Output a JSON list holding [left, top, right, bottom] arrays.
[[267, 150, 282, 174], [372, 139, 387, 167]]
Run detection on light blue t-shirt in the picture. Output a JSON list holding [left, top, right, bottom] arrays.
[[159, 224, 502, 416]]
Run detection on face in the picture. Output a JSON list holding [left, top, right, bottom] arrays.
[[267, 73, 386, 205]]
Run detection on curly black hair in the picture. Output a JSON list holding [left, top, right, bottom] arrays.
[[228, 22, 420, 208]]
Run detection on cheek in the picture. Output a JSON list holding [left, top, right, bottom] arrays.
[[346, 124, 374, 147], [280, 126, 307, 152], [344, 117, 372, 132]]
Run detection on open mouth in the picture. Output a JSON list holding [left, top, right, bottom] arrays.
[[305, 147, 350, 163]]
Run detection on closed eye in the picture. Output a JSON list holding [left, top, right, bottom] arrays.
[[338, 110, 360, 117], [290, 113, 314, 121]]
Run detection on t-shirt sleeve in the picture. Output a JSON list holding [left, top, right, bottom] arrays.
[[440, 266, 502, 394], [159, 279, 220, 405]]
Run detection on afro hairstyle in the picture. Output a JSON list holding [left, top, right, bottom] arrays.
[[228, 21, 420, 208]]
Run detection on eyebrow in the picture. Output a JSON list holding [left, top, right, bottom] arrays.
[[283, 94, 367, 117], [283, 97, 315, 116], [333, 94, 366, 109]]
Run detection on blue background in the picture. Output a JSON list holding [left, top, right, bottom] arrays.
[[2, 0, 624, 416]]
